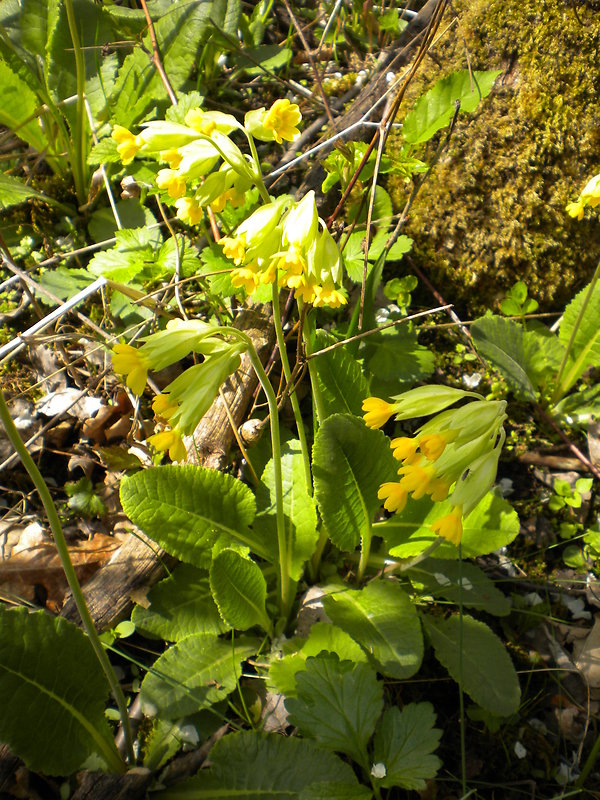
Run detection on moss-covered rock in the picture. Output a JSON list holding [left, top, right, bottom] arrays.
[[387, 0, 600, 312]]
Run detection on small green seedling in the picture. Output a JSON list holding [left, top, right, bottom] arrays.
[[499, 281, 539, 317]]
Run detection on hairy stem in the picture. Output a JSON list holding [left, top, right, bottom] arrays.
[[0, 390, 132, 769]]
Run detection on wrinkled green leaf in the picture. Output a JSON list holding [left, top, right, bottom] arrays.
[[424, 614, 520, 716], [0, 607, 119, 775], [313, 414, 396, 551], [268, 622, 367, 697], [152, 730, 360, 799], [0, 173, 71, 212], [210, 548, 270, 632], [372, 703, 442, 790], [311, 331, 370, 420], [558, 279, 600, 392], [403, 69, 501, 144], [120, 465, 266, 567], [141, 634, 258, 718], [323, 581, 423, 679], [408, 559, 511, 617], [286, 654, 383, 766], [260, 439, 318, 580], [132, 564, 229, 641], [471, 315, 539, 401]]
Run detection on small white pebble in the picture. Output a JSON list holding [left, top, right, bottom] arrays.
[[514, 741, 527, 759], [462, 372, 482, 389], [385, 71, 396, 83]]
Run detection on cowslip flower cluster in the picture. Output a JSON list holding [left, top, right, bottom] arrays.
[[363, 386, 507, 546], [220, 190, 346, 308], [112, 320, 245, 461], [566, 173, 600, 220], [111, 100, 302, 223]]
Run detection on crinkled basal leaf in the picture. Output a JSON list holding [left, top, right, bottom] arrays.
[[299, 783, 373, 800], [313, 414, 396, 551], [0, 607, 120, 775], [471, 315, 539, 401], [372, 703, 442, 790], [269, 622, 368, 697], [408, 559, 511, 617], [311, 331, 369, 420], [120, 465, 266, 567], [110, 0, 229, 127], [323, 581, 423, 679], [286, 654, 383, 767], [209, 549, 270, 632], [140, 633, 259, 718], [261, 439, 318, 579], [365, 327, 435, 395], [132, 564, 229, 641], [424, 614, 521, 716], [558, 279, 600, 391], [377, 491, 520, 559], [402, 69, 501, 144], [152, 730, 359, 800]]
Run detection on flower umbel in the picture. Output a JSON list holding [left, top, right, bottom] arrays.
[[370, 388, 506, 546]]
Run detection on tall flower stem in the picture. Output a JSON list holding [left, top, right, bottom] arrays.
[[272, 284, 313, 494], [64, 0, 88, 205], [229, 330, 291, 618], [0, 390, 133, 769]]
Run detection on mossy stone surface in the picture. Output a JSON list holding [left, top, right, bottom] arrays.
[[387, 0, 600, 312]]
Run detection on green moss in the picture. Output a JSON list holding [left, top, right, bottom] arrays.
[[387, 0, 600, 311]]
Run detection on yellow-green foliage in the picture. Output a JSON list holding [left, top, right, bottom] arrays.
[[387, 0, 600, 311]]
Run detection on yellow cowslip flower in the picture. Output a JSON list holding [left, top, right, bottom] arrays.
[[390, 436, 418, 462], [429, 478, 451, 502], [362, 397, 396, 429], [156, 169, 187, 199], [378, 482, 409, 513], [111, 125, 142, 165], [419, 433, 450, 462], [291, 273, 318, 304], [312, 282, 347, 309], [258, 261, 278, 285], [566, 200, 585, 220], [210, 186, 246, 213], [111, 343, 149, 396], [431, 505, 463, 546], [161, 149, 183, 169], [152, 393, 179, 420], [231, 266, 261, 295], [147, 429, 187, 462], [277, 247, 306, 287], [175, 196, 204, 225], [263, 99, 302, 144], [220, 235, 246, 265], [397, 464, 435, 500]]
